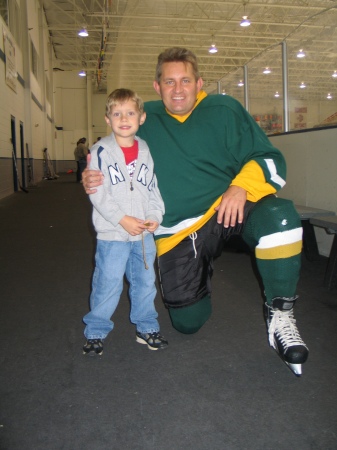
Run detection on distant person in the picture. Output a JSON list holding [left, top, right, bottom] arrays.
[[82, 88, 167, 356], [74, 138, 88, 182]]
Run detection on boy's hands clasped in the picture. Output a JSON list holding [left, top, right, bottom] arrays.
[[119, 216, 159, 236]]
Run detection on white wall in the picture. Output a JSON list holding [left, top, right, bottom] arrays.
[[270, 127, 337, 256], [0, 0, 54, 199], [53, 73, 112, 163], [92, 94, 108, 146], [52, 71, 88, 172], [0, 18, 25, 198]]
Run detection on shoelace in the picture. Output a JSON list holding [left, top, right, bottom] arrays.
[[88, 339, 103, 347], [189, 232, 198, 258], [143, 332, 163, 343], [268, 309, 305, 350], [149, 332, 161, 342]]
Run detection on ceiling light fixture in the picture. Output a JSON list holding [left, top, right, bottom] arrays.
[[238, 80, 244, 87], [208, 44, 218, 54], [240, 2, 250, 27], [222, 89, 226, 95], [327, 93, 332, 99], [240, 16, 251, 27], [274, 91, 280, 98], [297, 49, 305, 58], [299, 81, 306, 89], [78, 28, 89, 37], [332, 70, 337, 78], [263, 67, 271, 74], [79, 70, 86, 77], [208, 36, 218, 54]]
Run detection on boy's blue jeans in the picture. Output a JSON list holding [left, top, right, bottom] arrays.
[[83, 234, 159, 340]]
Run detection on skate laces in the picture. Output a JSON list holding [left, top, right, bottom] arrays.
[[268, 308, 305, 350]]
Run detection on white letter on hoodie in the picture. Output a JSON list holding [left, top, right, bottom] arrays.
[[108, 163, 125, 185]]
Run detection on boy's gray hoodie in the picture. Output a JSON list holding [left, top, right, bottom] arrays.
[[88, 133, 165, 242]]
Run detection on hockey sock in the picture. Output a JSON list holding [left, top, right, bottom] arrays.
[[168, 295, 212, 334], [242, 196, 302, 305]]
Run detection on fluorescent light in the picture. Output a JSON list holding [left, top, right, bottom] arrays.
[[78, 28, 89, 37], [240, 16, 251, 27], [208, 44, 218, 54], [263, 67, 271, 74], [79, 70, 86, 77], [297, 49, 305, 58]]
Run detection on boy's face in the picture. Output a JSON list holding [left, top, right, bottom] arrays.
[[105, 99, 146, 146]]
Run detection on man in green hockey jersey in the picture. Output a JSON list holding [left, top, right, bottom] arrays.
[[82, 47, 308, 376]]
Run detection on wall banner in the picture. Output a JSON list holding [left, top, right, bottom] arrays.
[[3, 31, 17, 93], [294, 106, 307, 129]]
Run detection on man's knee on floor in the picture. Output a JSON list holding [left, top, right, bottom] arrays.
[[168, 296, 212, 334]]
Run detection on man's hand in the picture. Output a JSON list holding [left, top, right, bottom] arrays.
[[82, 154, 104, 194], [119, 216, 147, 236], [214, 185, 247, 228]]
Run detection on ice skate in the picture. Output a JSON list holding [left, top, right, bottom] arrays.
[[265, 296, 308, 376]]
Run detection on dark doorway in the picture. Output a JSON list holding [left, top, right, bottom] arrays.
[[19, 122, 26, 188], [10, 116, 18, 192]]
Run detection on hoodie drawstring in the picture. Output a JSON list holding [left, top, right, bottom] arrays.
[[141, 233, 149, 270]]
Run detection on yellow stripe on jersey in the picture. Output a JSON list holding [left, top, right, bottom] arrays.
[[156, 195, 222, 257]]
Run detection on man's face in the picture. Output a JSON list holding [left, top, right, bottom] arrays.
[[153, 61, 203, 116]]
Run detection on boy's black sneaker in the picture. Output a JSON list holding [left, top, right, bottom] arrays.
[[136, 331, 168, 350], [83, 339, 104, 356]]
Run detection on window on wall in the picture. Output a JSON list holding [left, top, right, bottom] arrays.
[[0, 0, 8, 25], [31, 39, 39, 79]]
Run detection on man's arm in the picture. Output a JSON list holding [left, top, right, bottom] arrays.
[[82, 153, 104, 194]]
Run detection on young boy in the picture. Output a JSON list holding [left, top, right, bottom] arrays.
[[82, 88, 168, 356]]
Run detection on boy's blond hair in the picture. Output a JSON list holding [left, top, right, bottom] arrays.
[[105, 88, 144, 117]]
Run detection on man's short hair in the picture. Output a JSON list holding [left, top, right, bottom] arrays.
[[105, 88, 144, 117], [155, 47, 200, 83]]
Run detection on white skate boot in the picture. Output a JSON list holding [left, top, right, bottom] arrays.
[[265, 296, 309, 376]]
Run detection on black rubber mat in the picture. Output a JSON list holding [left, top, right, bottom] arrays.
[[1, 174, 336, 450]]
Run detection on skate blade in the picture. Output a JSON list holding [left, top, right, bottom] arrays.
[[285, 362, 302, 376]]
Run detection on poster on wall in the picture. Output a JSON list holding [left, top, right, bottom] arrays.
[[320, 111, 337, 126], [3, 31, 17, 93], [294, 107, 307, 129]]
